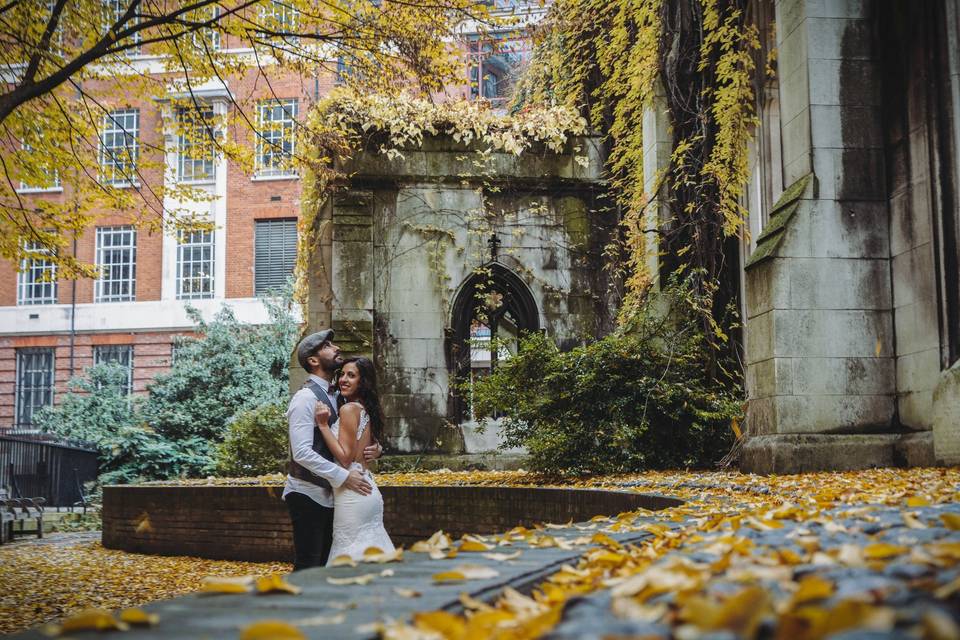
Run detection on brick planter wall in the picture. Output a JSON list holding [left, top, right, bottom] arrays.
[[102, 485, 681, 562]]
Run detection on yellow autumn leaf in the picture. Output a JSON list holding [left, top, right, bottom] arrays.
[[434, 564, 499, 582], [326, 573, 378, 586], [413, 611, 466, 637], [903, 512, 928, 529], [790, 575, 834, 606], [863, 543, 908, 560], [679, 586, 769, 636], [239, 620, 306, 640], [459, 592, 494, 611], [590, 532, 622, 549], [118, 608, 159, 626], [362, 547, 404, 563], [922, 608, 960, 640], [329, 554, 357, 567], [907, 496, 931, 507], [59, 609, 128, 633], [411, 530, 452, 553], [459, 535, 494, 552], [200, 575, 254, 594], [134, 514, 153, 534], [930, 541, 960, 561], [941, 513, 960, 530], [432, 570, 468, 582], [255, 574, 302, 595]]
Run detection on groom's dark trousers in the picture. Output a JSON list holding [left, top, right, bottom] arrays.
[[285, 492, 334, 570]]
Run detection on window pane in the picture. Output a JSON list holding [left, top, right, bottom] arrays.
[[15, 348, 54, 428], [95, 226, 137, 302], [254, 219, 297, 295], [100, 109, 139, 185], [176, 229, 215, 299], [256, 99, 298, 177], [17, 240, 57, 305], [106, 0, 142, 54], [177, 107, 217, 182], [93, 344, 134, 395]]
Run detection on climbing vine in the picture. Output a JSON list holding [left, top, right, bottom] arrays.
[[514, 0, 762, 359], [294, 90, 591, 311]]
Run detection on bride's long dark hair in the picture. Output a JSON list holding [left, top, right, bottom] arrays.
[[336, 356, 385, 445]]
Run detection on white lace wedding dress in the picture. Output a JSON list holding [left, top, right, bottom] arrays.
[[326, 409, 395, 564]]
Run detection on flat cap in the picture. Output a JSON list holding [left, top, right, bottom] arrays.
[[296, 329, 335, 370]]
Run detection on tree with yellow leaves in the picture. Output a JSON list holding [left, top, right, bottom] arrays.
[[0, 0, 501, 276]]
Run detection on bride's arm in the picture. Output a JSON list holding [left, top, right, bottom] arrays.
[[316, 403, 359, 468]]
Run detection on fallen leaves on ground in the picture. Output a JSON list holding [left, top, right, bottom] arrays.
[[0, 538, 289, 634], [378, 466, 960, 640]]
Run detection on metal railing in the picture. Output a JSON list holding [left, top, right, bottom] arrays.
[[0, 433, 98, 507]]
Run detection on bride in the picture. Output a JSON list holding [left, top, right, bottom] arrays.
[[314, 356, 395, 563]]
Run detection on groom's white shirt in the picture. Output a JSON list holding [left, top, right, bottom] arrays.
[[282, 373, 349, 507]]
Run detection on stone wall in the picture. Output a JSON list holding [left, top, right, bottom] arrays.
[[739, 0, 959, 471], [101, 485, 681, 562], [299, 134, 614, 453]]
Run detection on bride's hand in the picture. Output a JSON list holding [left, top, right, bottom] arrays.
[[315, 403, 331, 427]]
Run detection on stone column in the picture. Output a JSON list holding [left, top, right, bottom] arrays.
[[741, 0, 903, 472], [641, 82, 673, 288]]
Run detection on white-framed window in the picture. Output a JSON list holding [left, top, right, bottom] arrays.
[[95, 226, 137, 302], [15, 348, 55, 428], [259, 1, 299, 49], [254, 218, 297, 295], [100, 109, 139, 186], [18, 121, 61, 192], [93, 344, 134, 395], [256, 99, 298, 178], [176, 229, 215, 299], [17, 240, 57, 305], [105, 0, 142, 55], [177, 106, 217, 183], [18, 145, 61, 192], [192, 4, 221, 51]]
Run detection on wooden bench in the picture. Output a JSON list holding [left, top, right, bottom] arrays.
[[0, 488, 44, 542]]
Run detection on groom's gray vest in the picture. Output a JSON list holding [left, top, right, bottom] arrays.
[[287, 379, 339, 489]]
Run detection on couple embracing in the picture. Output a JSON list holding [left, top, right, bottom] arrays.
[[282, 329, 395, 571]]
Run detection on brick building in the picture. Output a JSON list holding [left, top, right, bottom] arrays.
[[0, 1, 542, 431]]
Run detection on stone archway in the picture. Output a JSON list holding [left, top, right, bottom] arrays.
[[448, 262, 540, 424]]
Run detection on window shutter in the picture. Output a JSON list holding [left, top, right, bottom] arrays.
[[255, 219, 298, 295]]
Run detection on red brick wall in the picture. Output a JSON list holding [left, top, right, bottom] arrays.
[[101, 484, 682, 561], [0, 330, 188, 428]]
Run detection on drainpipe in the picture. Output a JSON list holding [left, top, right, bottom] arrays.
[[69, 232, 77, 378]]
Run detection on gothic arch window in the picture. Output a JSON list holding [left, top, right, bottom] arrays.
[[448, 262, 539, 422]]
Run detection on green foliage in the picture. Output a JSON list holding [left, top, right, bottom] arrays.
[[214, 402, 289, 478], [35, 290, 299, 483], [470, 280, 741, 475], [33, 364, 206, 485], [142, 294, 299, 453]]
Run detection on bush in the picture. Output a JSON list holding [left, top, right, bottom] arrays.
[[470, 281, 742, 475], [214, 402, 289, 477], [34, 287, 299, 483], [140, 292, 299, 475], [33, 364, 208, 484]]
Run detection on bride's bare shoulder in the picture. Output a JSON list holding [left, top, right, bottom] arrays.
[[340, 402, 363, 416]]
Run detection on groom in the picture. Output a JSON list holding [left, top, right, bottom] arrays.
[[283, 329, 382, 570]]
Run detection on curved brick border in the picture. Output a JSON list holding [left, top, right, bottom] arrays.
[[102, 485, 682, 562]]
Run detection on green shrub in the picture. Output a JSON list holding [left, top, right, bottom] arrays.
[[34, 364, 208, 484], [470, 281, 742, 475], [35, 287, 299, 483], [214, 402, 289, 477]]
